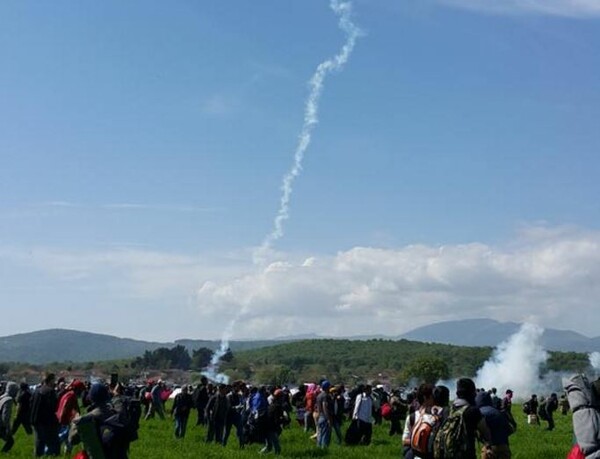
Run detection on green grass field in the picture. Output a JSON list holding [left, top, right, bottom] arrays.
[[6, 406, 574, 458]]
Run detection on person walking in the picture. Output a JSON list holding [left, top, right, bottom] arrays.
[[260, 389, 285, 456], [172, 385, 194, 439], [352, 385, 374, 445], [476, 390, 513, 459], [30, 373, 60, 457], [450, 378, 492, 459], [12, 382, 33, 436], [0, 382, 19, 452], [545, 393, 559, 431], [205, 384, 230, 444], [316, 381, 334, 449]]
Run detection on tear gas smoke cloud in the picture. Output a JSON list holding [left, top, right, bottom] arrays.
[[203, 0, 362, 382], [590, 352, 600, 375], [475, 323, 548, 399]]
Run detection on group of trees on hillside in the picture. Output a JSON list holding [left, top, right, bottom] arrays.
[[131, 345, 233, 371], [219, 339, 593, 386]]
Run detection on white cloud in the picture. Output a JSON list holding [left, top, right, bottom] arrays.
[[2, 225, 600, 340], [0, 247, 245, 300], [437, 0, 600, 17], [198, 225, 600, 338]]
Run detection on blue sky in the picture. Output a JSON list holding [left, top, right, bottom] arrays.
[[1, 0, 599, 341]]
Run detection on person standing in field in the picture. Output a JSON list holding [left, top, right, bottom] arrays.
[[352, 384, 374, 445], [500, 389, 517, 432], [476, 390, 513, 459], [544, 393, 559, 431], [30, 373, 60, 457], [193, 377, 210, 426], [56, 379, 85, 454], [205, 384, 230, 445], [145, 380, 166, 420], [172, 385, 194, 439], [0, 382, 19, 452], [315, 380, 334, 448], [260, 389, 286, 455], [450, 378, 492, 459], [12, 382, 33, 436], [331, 385, 345, 445]]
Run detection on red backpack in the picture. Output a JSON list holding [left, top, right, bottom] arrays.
[[566, 444, 586, 459], [410, 407, 442, 457], [56, 391, 77, 425], [381, 402, 392, 420]]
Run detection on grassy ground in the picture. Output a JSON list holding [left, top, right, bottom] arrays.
[[6, 406, 574, 458]]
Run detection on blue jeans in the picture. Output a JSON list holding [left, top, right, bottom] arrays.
[[174, 415, 188, 438], [303, 410, 313, 432], [317, 416, 331, 448], [260, 430, 280, 455], [332, 420, 342, 445]]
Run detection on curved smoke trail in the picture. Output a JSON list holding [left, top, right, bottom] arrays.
[[204, 0, 362, 382], [256, 0, 362, 261]]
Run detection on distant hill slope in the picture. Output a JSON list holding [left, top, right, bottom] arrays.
[[0, 329, 281, 364], [1, 319, 598, 364], [399, 318, 600, 352]]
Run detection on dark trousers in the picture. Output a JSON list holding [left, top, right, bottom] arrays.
[[224, 412, 242, 447], [206, 418, 226, 444], [547, 412, 555, 430], [357, 419, 372, 445], [196, 404, 207, 426], [174, 415, 189, 438], [1, 433, 14, 453], [33, 425, 60, 457], [260, 430, 281, 455], [389, 417, 402, 436], [12, 414, 33, 435]]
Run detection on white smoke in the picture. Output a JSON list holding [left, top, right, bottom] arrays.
[[475, 323, 549, 399], [255, 0, 362, 263], [203, 0, 362, 382], [201, 320, 235, 384], [590, 352, 600, 375]]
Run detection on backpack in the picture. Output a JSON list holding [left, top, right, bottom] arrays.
[[56, 391, 77, 425], [538, 401, 548, 421], [522, 401, 531, 415], [0, 395, 10, 435], [566, 444, 586, 459], [410, 407, 442, 457], [433, 404, 469, 459], [100, 397, 141, 453], [381, 402, 392, 420], [344, 419, 361, 446]]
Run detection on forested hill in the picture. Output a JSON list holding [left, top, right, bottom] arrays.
[[221, 339, 591, 385], [0, 329, 280, 364]]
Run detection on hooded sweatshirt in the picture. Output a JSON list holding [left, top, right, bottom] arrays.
[[475, 392, 511, 446], [0, 382, 19, 432]]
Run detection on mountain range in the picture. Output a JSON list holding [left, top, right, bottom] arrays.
[[398, 318, 600, 352], [0, 319, 598, 364]]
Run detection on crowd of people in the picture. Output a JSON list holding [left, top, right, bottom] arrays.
[[0, 372, 579, 458]]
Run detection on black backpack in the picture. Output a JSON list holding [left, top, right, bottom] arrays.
[[100, 397, 141, 453], [538, 401, 548, 421]]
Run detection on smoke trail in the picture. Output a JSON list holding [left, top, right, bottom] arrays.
[[203, 1, 362, 382], [475, 323, 549, 399], [202, 320, 235, 384], [590, 351, 600, 375], [255, 0, 362, 262]]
